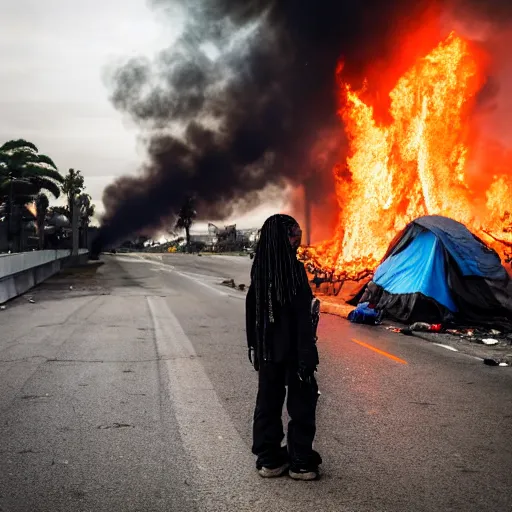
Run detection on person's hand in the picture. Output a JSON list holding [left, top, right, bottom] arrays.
[[249, 347, 260, 371], [297, 365, 316, 385]]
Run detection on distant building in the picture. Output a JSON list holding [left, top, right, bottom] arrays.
[[190, 233, 212, 244], [188, 223, 260, 251]]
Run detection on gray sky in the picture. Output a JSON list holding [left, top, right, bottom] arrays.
[[0, 0, 283, 230]]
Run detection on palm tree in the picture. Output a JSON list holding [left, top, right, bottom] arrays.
[[77, 193, 95, 248], [0, 139, 63, 251], [35, 193, 49, 249], [61, 169, 85, 222], [0, 140, 63, 201], [175, 197, 196, 248]]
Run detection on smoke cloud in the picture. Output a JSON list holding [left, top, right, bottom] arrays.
[[94, 0, 512, 250]]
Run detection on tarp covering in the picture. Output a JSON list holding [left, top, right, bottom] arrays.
[[361, 215, 512, 329], [414, 216, 506, 280], [374, 230, 458, 312]]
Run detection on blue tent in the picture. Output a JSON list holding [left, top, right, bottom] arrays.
[[360, 215, 512, 327]]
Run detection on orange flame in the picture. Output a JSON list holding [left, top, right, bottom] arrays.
[[26, 202, 37, 218], [307, 32, 512, 277]]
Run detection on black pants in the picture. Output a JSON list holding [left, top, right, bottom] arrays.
[[252, 361, 319, 469]]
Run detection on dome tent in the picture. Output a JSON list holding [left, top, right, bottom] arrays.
[[358, 215, 512, 329]]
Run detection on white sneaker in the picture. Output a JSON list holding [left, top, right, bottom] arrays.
[[258, 463, 290, 478], [288, 468, 319, 481]]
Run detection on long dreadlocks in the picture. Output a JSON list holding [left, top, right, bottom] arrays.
[[250, 214, 312, 363]]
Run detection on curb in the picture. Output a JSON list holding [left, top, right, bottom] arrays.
[[320, 299, 353, 319]]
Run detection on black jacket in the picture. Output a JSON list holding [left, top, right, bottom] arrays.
[[246, 284, 319, 370]]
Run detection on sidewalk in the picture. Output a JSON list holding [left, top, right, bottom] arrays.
[[320, 294, 353, 318]]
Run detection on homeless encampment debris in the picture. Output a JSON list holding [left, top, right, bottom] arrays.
[[347, 302, 383, 325], [352, 215, 512, 331]]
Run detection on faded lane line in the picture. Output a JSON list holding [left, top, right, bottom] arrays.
[[350, 338, 408, 365], [147, 296, 296, 511], [154, 266, 230, 297], [132, 254, 247, 299], [160, 266, 246, 300], [433, 343, 458, 352]]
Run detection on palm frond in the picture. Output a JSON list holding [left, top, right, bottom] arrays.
[[5, 150, 40, 168], [31, 177, 61, 199], [20, 164, 64, 183], [37, 154, 58, 170], [0, 139, 38, 153]]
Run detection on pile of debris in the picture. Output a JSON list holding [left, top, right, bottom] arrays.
[[386, 322, 512, 346], [383, 322, 512, 366], [220, 279, 246, 292]]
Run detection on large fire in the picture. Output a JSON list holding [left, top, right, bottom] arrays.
[[304, 31, 512, 278]]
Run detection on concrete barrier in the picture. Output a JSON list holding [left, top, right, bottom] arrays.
[[0, 249, 88, 304]]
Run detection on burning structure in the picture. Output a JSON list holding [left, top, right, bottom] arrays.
[[301, 30, 512, 284], [93, 0, 512, 272]]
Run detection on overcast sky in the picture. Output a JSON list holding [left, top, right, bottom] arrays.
[[0, 0, 283, 231]]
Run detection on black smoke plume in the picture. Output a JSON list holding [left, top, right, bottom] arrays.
[[94, 0, 511, 252]]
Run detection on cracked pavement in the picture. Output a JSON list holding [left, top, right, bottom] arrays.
[[0, 254, 511, 512]]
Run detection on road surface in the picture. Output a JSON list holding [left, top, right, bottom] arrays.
[[0, 254, 511, 512]]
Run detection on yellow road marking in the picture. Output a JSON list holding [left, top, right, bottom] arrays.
[[350, 338, 408, 365]]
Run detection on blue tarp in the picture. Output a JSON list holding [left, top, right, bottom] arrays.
[[373, 230, 458, 312], [348, 302, 383, 325], [414, 216, 506, 280]]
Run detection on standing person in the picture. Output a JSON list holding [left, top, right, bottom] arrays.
[[246, 214, 322, 481]]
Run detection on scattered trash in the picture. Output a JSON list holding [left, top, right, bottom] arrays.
[[0, 305, 5, 311], [490, 329, 501, 335], [385, 325, 410, 334], [409, 322, 442, 332], [69, 286, 73, 290], [21, 394, 50, 400], [51, 459, 69, 465], [486, 359, 511, 367], [409, 322, 430, 331], [97, 423, 134, 429], [27, 297, 35, 303], [238, 284, 246, 291], [482, 338, 499, 346], [221, 279, 236, 288], [348, 302, 383, 325]]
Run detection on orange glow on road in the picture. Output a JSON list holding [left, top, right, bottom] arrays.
[[350, 338, 408, 365]]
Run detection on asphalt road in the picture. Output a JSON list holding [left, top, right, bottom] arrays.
[[1, 254, 511, 512]]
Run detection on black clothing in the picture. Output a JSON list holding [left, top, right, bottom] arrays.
[[247, 263, 320, 468], [249, 214, 312, 364], [252, 361, 319, 469], [246, 213, 321, 469], [246, 284, 319, 371]]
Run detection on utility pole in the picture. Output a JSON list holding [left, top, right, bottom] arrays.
[[7, 177, 13, 253], [72, 197, 79, 256], [304, 179, 312, 247]]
